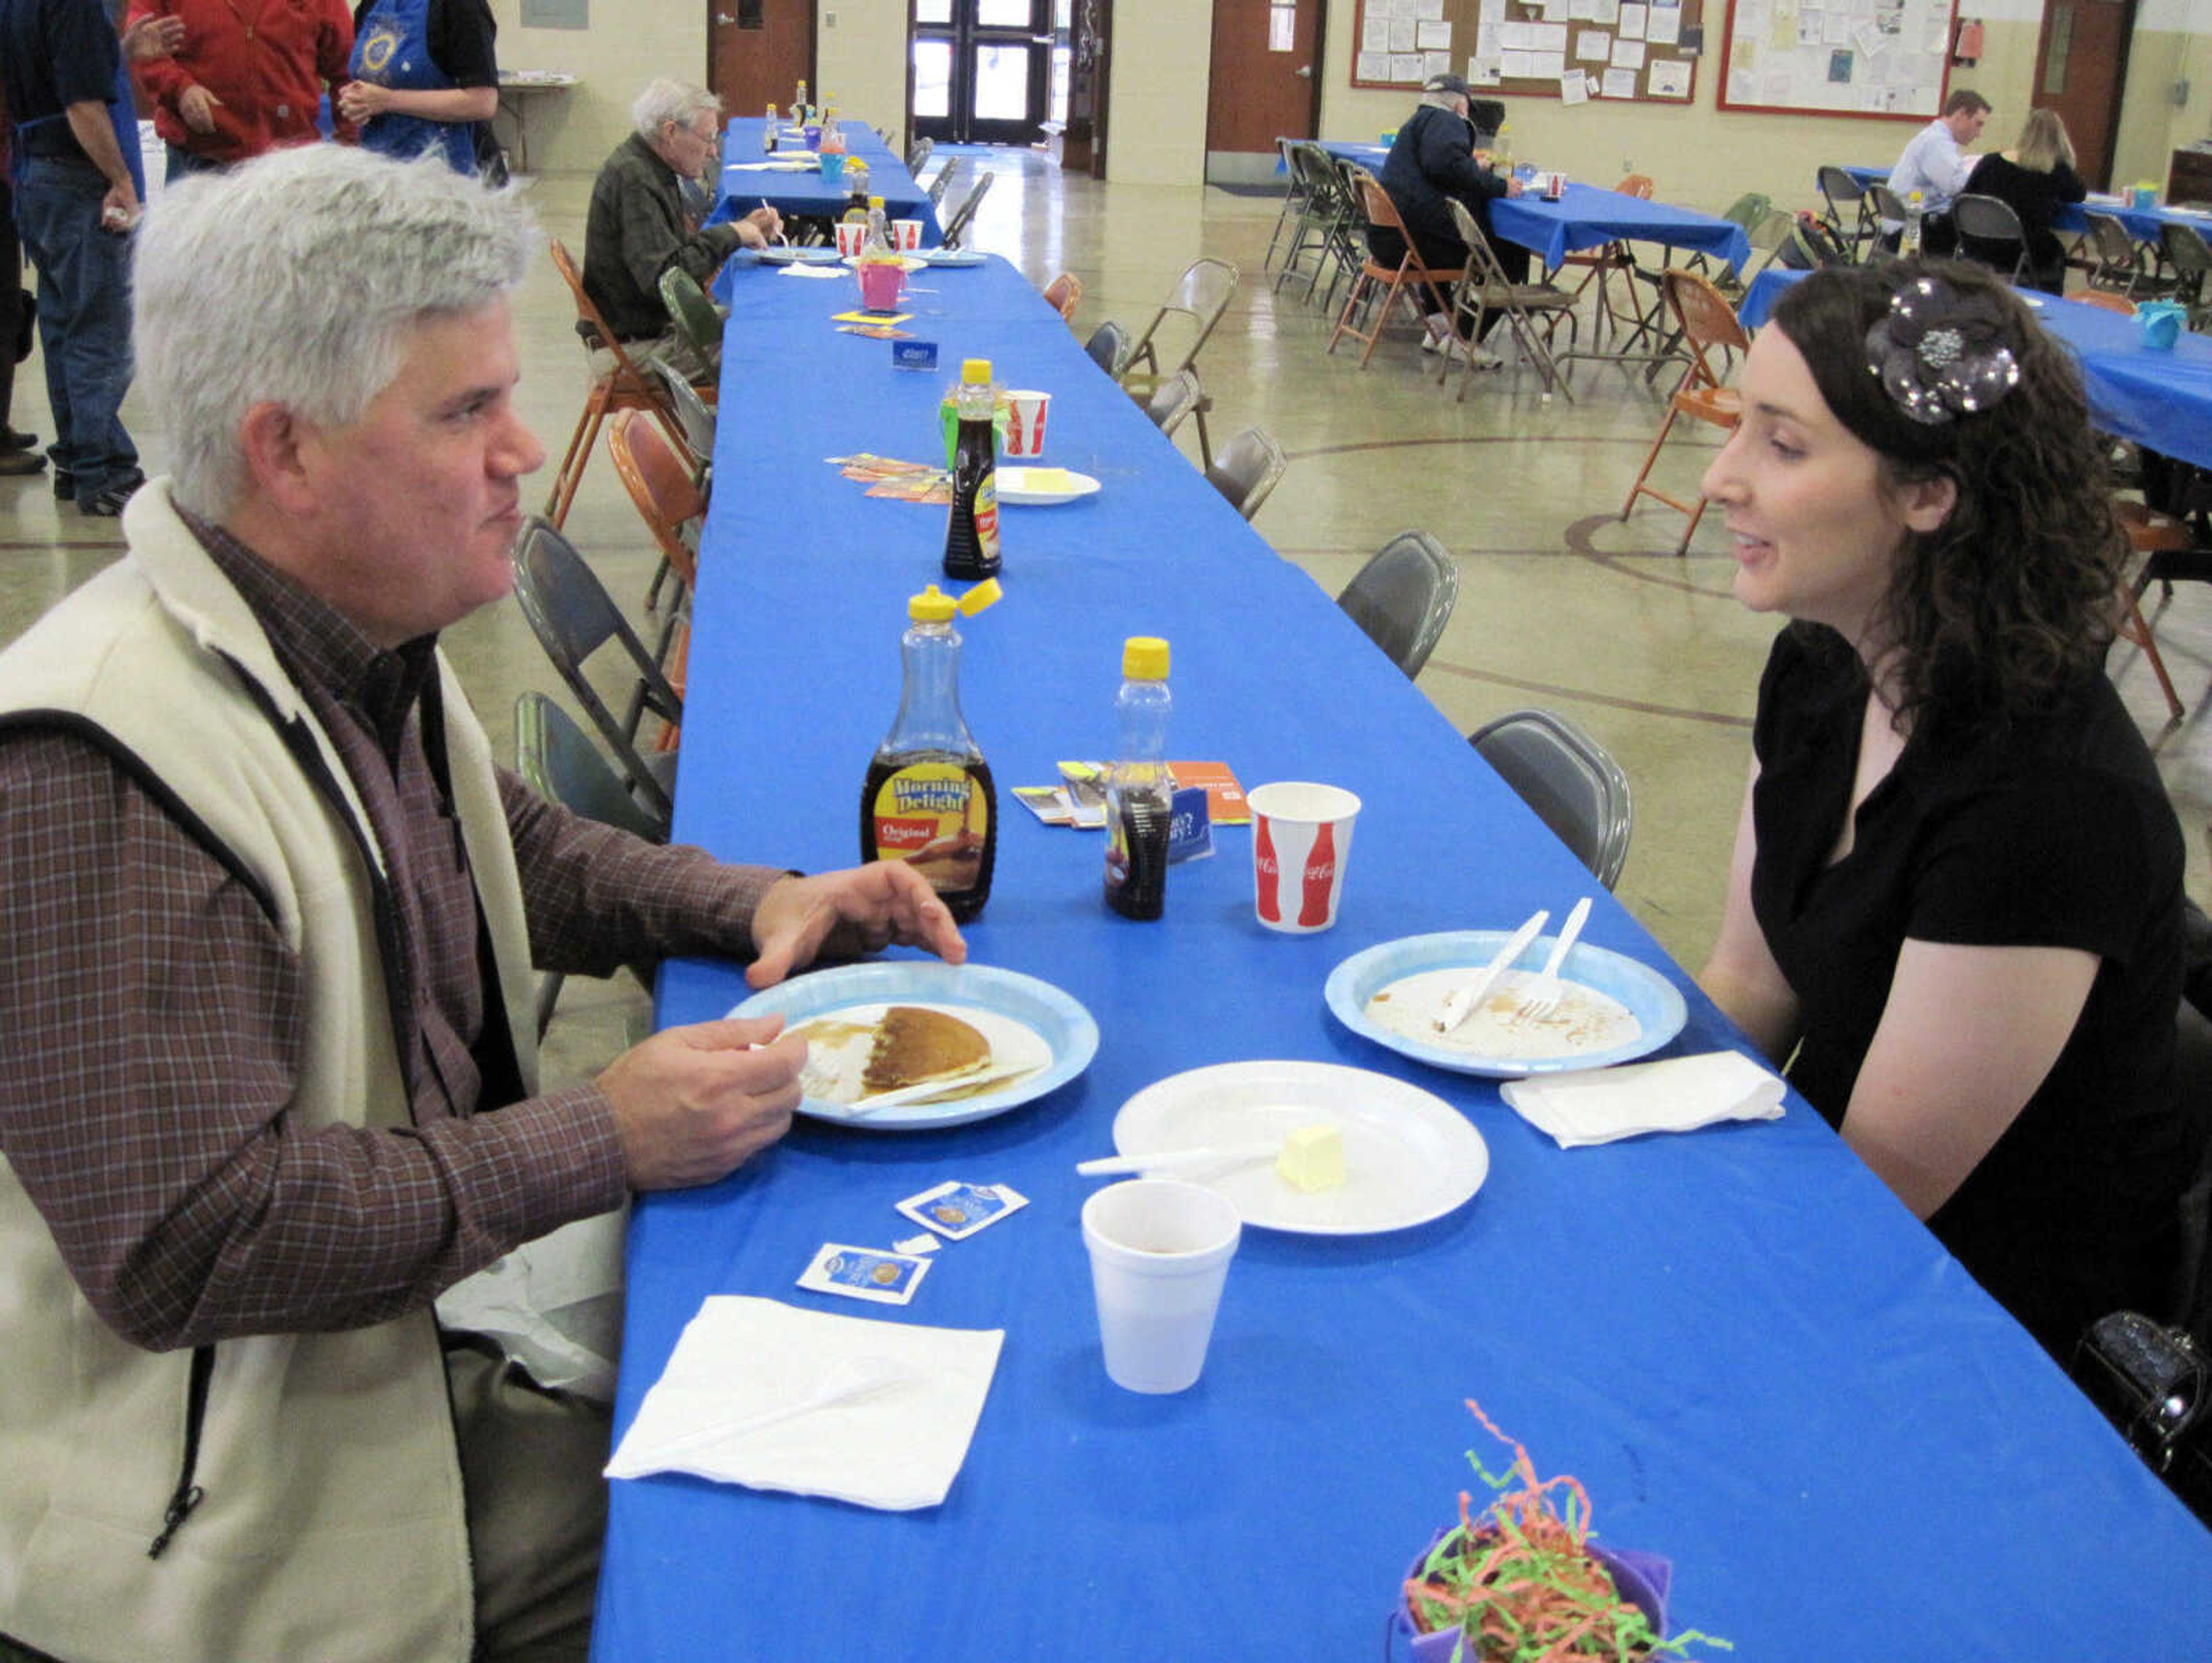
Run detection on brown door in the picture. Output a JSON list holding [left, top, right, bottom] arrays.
[[1062, 0, 1109, 177], [1204, 0, 1321, 162], [2029, 0, 2134, 191], [709, 0, 815, 122]]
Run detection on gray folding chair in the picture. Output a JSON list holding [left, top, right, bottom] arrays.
[[513, 691, 669, 1034], [924, 154, 960, 210], [1203, 425, 1286, 523], [1122, 257, 1238, 469], [1142, 368, 1205, 439], [1334, 529, 1457, 680], [1952, 192, 2027, 283], [1262, 137, 1311, 275], [2160, 221, 2212, 325], [1467, 708, 1633, 889], [906, 136, 934, 177], [1816, 165, 1877, 259], [509, 516, 683, 824], [940, 171, 994, 249], [2084, 213, 2160, 297], [1442, 198, 1577, 403], [1084, 319, 1131, 378], [650, 358, 717, 477]]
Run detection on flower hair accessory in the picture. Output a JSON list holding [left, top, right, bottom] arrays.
[[1864, 275, 2021, 425]]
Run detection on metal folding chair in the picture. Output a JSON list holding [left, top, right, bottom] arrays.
[[1084, 319, 1131, 377], [1816, 165, 1877, 259], [1619, 268, 1748, 555], [542, 237, 695, 529], [1952, 192, 2028, 283], [1121, 257, 1238, 465], [1467, 709, 1633, 889], [940, 171, 994, 249], [1040, 270, 1084, 325], [512, 691, 670, 1033], [1441, 198, 1577, 402], [1334, 529, 1458, 680], [657, 266, 725, 376], [1202, 426, 1286, 523], [1327, 169, 1464, 368], [1142, 368, 1205, 438]]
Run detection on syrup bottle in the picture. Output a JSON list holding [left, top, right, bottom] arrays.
[[943, 358, 1001, 582], [861, 584, 998, 922]]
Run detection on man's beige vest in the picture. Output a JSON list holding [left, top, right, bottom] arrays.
[[0, 483, 541, 1663]]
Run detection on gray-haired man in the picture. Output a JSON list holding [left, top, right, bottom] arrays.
[[581, 76, 780, 366], [0, 145, 959, 1663]]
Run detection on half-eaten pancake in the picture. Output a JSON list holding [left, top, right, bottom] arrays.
[[862, 1005, 992, 1094]]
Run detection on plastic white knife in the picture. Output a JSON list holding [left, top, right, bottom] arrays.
[[1432, 908, 1549, 1035]]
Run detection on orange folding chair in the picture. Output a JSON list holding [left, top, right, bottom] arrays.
[[1041, 270, 1084, 327], [607, 409, 706, 749], [1560, 173, 1653, 340], [1327, 168, 1468, 369], [544, 238, 700, 529], [1619, 268, 1747, 555]]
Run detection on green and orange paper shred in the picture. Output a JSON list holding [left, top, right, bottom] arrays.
[[1402, 1400, 1732, 1663]]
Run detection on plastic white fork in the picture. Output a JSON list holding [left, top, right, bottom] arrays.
[[1516, 896, 1593, 1021]]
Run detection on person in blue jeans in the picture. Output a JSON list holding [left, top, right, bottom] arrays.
[[0, 0, 180, 514]]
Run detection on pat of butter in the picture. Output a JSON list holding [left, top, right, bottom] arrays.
[[1276, 1123, 1345, 1192], [1022, 468, 1075, 493]]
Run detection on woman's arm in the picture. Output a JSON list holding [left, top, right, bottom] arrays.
[[1840, 938, 2097, 1218], [1696, 762, 1803, 1065]]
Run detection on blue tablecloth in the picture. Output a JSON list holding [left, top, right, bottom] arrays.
[[592, 255, 2212, 1661], [1738, 266, 2212, 471], [1491, 182, 1752, 273], [713, 117, 940, 241]]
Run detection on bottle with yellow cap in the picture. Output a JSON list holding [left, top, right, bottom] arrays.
[[943, 358, 1001, 582], [861, 581, 1000, 922], [1104, 636, 1172, 920]]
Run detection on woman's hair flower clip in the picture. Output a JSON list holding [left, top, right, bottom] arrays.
[[1863, 275, 2021, 426]]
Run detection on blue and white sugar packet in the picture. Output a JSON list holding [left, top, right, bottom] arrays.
[[798, 1242, 933, 1305], [895, 1181, 1029, 1242]]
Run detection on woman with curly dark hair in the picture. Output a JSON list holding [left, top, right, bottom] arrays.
[[1696, 260, 2195, 1358]]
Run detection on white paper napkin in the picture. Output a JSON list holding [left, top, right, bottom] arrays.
[[777, 263, 847, 280], [1498, 1050, 1786, 1149], [604, 1295, 1003, 1510]]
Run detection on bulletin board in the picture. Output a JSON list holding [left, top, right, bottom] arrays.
[[1349, 0, 1707, 108], [1715, 0, 1956, 117]]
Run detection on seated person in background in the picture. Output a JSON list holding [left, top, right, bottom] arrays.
[[1882, 86, 1990, 255], [0, 145, 963, 1663], [1370, 71, 1527, 368], [1696, 260, 2196, 1362], [582, 77, 780, 374], [1961, 108, 2086, 294]]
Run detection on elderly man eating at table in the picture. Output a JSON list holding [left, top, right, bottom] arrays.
[[0, 145, 960, 1663], [582, 76, 781, 376]]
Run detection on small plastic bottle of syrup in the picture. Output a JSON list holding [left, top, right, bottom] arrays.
[[1103, 637, 1172, 920], [861, 584, 998, 922], [943, 358, 1002, 582]]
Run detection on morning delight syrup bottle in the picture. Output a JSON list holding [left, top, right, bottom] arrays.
[[861, 584, 997, 922]]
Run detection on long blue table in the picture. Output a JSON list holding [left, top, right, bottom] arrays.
[[1739, 266, 2212, 471], [712, 116, 941, 242], [592, 255, 2212, 1660]]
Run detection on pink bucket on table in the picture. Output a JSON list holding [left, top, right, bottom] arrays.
[[857, 259, 906, 311]]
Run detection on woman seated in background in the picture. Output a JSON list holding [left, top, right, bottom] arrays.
[[1961, 108, 2086, 293], [1696, 261, 2196, 1359]]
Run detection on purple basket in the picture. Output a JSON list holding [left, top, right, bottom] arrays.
[[1389, 1527, 1672, 1661]]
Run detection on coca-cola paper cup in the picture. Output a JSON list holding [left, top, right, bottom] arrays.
[[1248, 782, 1361, 933], [892, 218, 924, 252], [834, 221, 870, 258], [1002, 390, 1050, 458]]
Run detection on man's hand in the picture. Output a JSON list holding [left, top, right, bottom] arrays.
[[1504, 176, 1524, 198], [747, 863, 967, 990], [99, 183, 141, 233], [122, 12, 184, 59], [733, 204, 783, 249], [599, 1015, 802, 1190], [179, 84, 223, 135]]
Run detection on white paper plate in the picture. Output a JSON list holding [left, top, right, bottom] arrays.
[[757, 245, 843, 265], [1109, 1060, 1488, 1235], [918, 248, 985, 267], [997, 468, 1101, 506], [730, 961, 1098, 1130], [841, 255, 928, 272], [1325, 930, 1687, 1079]]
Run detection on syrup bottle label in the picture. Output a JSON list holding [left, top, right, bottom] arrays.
[[869, 763, 988, 895], [971, 469, 999, 561]]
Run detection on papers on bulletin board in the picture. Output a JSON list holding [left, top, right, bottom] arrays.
[[1647, 57, 1692, 96], [1610, 36, 1646, 67], [1601, 67, 1639, 95], [1560, 69, 1590, 102], [1647, 0, 1681, 42], [1721, 0, 1950, 113], [1575, 27, 1610, 58], [1417, 18, 1452, 47]]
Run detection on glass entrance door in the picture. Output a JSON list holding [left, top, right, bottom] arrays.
[[911, 0, 1054, 146]]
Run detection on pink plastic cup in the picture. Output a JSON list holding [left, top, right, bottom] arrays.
[[857, 260, 906, 312]]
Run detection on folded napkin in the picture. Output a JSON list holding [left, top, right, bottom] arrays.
[[1498, 1050, 1786, 1149], [778, 264, 847, 280], [604, 1295, 1003, 1510]]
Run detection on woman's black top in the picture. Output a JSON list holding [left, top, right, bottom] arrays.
[[1961, 152, 2086, 287], [1749, 626, 2195, 1355]]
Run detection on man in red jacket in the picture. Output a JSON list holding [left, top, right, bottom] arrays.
[[124, 0, 356, 180]]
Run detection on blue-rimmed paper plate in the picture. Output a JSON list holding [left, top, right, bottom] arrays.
[[730, 961, 1097, 1130], [758, 244, 843, 265], [1325, 930, 1687, 1079], [917, 247, 984, 267]]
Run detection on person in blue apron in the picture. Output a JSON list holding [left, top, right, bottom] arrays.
[[340, 0, 496, 177], [0, 0, 180, 513]]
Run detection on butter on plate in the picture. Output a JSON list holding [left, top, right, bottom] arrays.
[[1275, 1123, 1345, 1192]]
